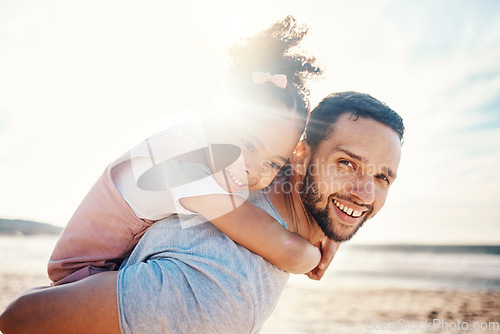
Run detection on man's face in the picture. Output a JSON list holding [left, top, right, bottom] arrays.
[[300, 113, 402, 242]]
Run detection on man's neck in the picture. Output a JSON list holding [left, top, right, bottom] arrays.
[[267, 177, 326, 247]]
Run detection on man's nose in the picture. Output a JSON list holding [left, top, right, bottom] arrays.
[[348, 174, 375, 205]]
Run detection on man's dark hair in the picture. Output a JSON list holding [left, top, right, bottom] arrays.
[[305, 91, 405, 150]]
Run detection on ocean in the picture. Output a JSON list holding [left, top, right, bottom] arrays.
[[0, 235, 58, 275], [322, 244, 500, 291], [1, 235, 499, 291]]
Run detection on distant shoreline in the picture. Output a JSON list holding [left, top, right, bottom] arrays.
[[0, 219, 62, 236]]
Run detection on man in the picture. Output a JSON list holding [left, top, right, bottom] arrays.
[[0, 91, 404, 333]]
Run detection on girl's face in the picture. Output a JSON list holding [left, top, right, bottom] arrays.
[[206, 101, 304, 193]]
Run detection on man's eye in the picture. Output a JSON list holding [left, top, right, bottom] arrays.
[[339, 160, 354, 168], [243, 142, 255, 153], [267, 161, 282, 170], [376, 174, 390, 185]]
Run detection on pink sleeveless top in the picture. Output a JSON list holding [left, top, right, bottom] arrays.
[[47, 160, 155, 285], [48, 120, 211, 285]]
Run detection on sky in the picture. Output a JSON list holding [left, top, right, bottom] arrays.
[[1, 0, 499, 245]]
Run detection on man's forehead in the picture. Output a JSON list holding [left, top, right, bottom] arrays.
[[319, 115, 402, 171], [330, 113, 401, 142]]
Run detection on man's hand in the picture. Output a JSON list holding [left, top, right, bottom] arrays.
[[306, 239, 341, 281]]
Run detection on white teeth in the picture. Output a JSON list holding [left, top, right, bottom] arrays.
[[334, 199, 362, 218], [229, 173, 245, 186]]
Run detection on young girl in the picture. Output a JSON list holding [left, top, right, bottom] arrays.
[[48, 16, 334, 286]]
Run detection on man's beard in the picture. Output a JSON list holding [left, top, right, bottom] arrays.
[[299, 166, 372, 242]]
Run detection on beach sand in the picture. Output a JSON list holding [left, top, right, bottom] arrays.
[[261, 277, 500, 333], [1, 272, 499, 334]]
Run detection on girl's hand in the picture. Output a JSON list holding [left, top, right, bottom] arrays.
[[306, 239, 341, 281]]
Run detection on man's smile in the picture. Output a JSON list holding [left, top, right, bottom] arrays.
[[331, 198, 370, 225], [333, 199, 364, 217]]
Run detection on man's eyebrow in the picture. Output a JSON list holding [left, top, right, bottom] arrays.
[[334, 146, 367, 163], [334, 146, 397, 180]]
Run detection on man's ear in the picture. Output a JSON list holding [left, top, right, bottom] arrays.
[[290, 140, 312, 176]]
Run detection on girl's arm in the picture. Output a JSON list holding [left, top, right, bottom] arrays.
[[180, 194, 321, 274]]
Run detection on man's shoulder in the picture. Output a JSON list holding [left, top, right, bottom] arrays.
[[118, 215, 289, 332], [247, 190, 287, 229]]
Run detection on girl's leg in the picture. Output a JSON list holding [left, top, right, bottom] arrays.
[[0, 271, 120, 334]]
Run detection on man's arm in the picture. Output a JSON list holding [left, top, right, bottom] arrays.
[[0, 271, 120, 334]]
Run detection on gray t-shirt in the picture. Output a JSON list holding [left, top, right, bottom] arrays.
[[117, 190, 290, 333]]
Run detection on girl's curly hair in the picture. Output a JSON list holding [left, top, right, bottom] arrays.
[[226, 15, 323, 122]]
